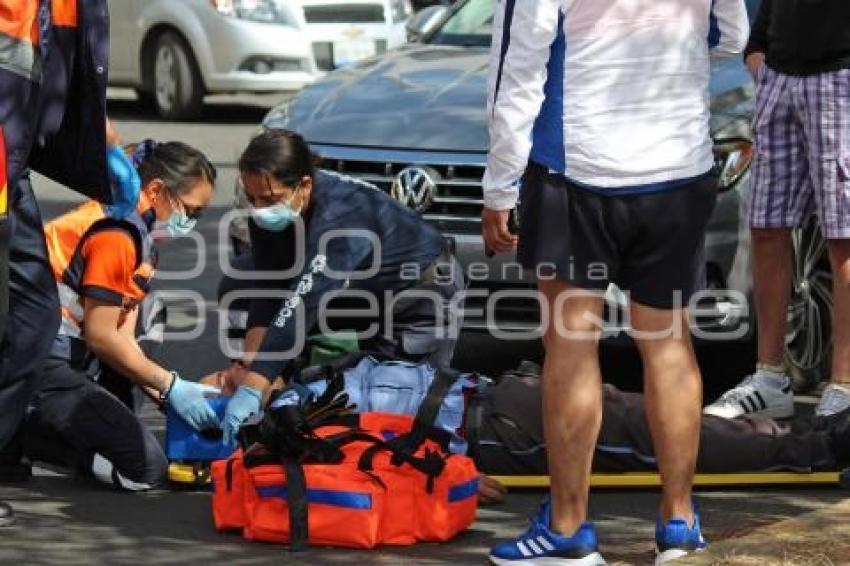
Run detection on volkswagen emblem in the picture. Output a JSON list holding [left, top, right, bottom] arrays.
[[391, 166, 438, 213]]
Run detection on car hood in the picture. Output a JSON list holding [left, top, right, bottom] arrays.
[[276, 44, 490, 152], [272, 44, 753, 153]]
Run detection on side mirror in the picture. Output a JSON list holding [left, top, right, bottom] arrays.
[[406, 5, 450, 42]]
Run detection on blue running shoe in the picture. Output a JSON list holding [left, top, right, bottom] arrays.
[[489, 501, 606, 565], [654, 512, 707, 565]]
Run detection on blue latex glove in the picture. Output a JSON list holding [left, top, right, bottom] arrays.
[[106, 145, 141, 219], [268, 382, 315, 410], [223, 385, 263, 446], [166, 376, 221, 432]]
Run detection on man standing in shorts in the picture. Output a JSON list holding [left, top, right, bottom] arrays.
[[481, 0, 749, 564], [704, 0, 850, 421]]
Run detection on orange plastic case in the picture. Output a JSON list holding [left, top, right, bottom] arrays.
[[211, 413, 479, 548]]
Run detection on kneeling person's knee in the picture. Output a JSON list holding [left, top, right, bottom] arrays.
[[90, 443, 167, 491]]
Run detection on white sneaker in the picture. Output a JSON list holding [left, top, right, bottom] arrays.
[[703, 371, 794, 419], [816, 384, 850, 417]]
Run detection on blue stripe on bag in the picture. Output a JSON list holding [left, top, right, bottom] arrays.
[[447, 478, 480, 503], [257, 486, 373, 510]]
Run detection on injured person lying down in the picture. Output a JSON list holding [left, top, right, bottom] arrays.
[[204, 359, 850, 503]]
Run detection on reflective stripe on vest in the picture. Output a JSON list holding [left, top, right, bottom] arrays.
[[0, 127, 6, 215], [57, 282, 84, 337], [0, 0, 41, 81]]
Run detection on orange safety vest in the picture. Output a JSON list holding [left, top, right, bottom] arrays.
[[211, 412, 480, 549], [43, 198, 157, 339]]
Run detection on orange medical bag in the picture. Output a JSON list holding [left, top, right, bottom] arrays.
[[211, 412, 479, 549], [211, 449, 246, 531]]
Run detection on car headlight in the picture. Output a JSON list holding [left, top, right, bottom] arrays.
[[211, 0, 295, 26], [391, 0, 411, 23], [713, 137, 753, 192]]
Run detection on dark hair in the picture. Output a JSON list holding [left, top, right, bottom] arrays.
[[137, 141, 217, 196], [238, 129, 315, 186]]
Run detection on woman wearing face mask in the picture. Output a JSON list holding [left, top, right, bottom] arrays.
[[220, 129, 465, 443], [18, 141, 219, 491]]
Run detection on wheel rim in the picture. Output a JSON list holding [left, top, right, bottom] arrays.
[[154, 44, 178, 112], [786, 220, 832, 372]]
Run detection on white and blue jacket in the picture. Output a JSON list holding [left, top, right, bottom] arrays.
[[482, 0, 750, 209]]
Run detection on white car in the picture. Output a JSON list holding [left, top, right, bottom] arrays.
[[107, 0, 320, 120], [298, 0, 410, 71]]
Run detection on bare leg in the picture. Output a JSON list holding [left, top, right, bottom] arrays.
[[827, 239, 850, 381], [538, 279, 604, 536], [751, 228, 794, 366], [631, 302, 700, 524]]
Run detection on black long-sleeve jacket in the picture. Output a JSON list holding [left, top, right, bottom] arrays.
[[745, 0, 850, 76], [248, 171, 445, 381]]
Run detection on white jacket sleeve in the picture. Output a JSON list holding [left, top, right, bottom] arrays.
[[709, 0, 750, 57], [482, 0, 562, 211]]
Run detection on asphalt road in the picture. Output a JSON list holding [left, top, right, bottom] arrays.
[[0, 90, 846, 565]]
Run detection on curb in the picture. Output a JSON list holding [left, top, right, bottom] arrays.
[[677, 498, 850, 565]]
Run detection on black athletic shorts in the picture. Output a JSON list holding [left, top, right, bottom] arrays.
[[517, 162, 719, 309]]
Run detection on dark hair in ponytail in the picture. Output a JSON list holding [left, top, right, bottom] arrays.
[[238, 129, 315, 186], [136, 141, 217, 196]]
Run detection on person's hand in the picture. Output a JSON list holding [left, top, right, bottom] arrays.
[[745, 52, 765, 80], [222, 385, 263, 446], [165, 375, 221, 431], [478, 475, 508, 505], [199, 362, 246, 396], [105, 118, 121, 147], [106, 145, 141, 219], [482, 207, 518, 255]]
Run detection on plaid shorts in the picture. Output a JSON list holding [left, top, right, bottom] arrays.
[[749, 65, 850, 238]]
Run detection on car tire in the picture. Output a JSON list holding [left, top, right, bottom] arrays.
[[785, 218, 833, 393], [134, 88, 156, 111], [152, 31, 204, 121]]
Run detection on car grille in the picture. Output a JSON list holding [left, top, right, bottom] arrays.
[[303, 4, 385, 24], [312, 42, 334, 71], [312, 40, 388, 71], [315, 153, 486, 234], [462, 280, 541, 330]]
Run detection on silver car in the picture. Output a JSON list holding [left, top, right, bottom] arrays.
[[239, 0, 832, 389], [107, 0, 319, 120]]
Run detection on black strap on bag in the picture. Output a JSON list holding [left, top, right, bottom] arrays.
[[296, 351, 368, 385], [354, 364, 461, 493], [356, 438, 446, 494], [282, 457, 309, 552], [225, 456, 236, 491], [281, 428, 396, 549], [391, 366, 460, 461]]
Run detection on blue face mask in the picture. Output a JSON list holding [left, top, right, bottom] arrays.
[[154, 192, 198, 239], [156, 210, 197, 239], [251, 190, 301, 232]]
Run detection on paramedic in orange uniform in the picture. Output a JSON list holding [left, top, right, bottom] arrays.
[[20, 142, 219, 491], [0, 0, 139, 523]]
